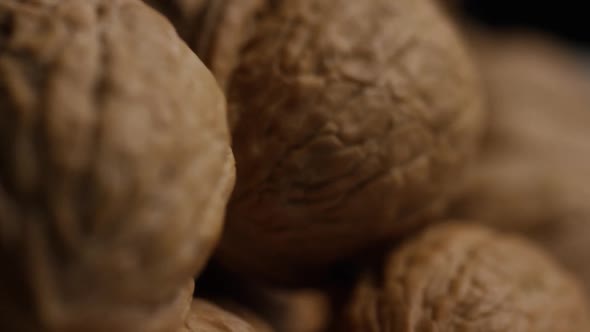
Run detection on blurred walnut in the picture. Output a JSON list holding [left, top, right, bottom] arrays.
[[0, 0, 234, 331], [274, 291, 331, 332], [207, 0, 485, 286], [340, 223, 590, 332], [446, 32, 590, 295], [180, 300, 273, 332]]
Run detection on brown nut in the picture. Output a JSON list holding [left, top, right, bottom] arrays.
[[215, 0, 485, 285], [446, 32, 590, 296], [339, 223, 590, 332], [0, 0, 234, 331], [180, 299, 273, 332]]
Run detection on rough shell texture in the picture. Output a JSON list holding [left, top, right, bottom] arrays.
[[180, 300, 274, 332], [340, 223, 590, 332], [219, 0, 485, 285], [0, 0, 234, 331], [143, 0, 264, 91], [446, 32, 590, 296]]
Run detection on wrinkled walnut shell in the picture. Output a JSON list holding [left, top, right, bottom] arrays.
[[446, 32, 590, 296], [217, 0, 485, 285], [0, 0, 234, 331], [340, 223, 590, 331], [180, 299, 273, 332]]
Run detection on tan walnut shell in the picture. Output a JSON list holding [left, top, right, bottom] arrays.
[[180, 299, 273, 332], [340, 223, 590, 332], [0, 0, 234, 331], [446, 32, 590, 297], [216, 0, 484, 285]]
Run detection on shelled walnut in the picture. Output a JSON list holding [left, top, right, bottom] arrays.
[[339, 223, 590, 331], [186, 0, 485, 286], [0, 0, 234, 331], [446, 32, 590, 296]]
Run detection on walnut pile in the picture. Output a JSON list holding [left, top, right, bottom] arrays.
[[339, 223, 590, 332], [210, 0, 485, 285], [0, 0, 234, 331], [180, 299, 273, 332], [446, 32, 590, 296], [1, 0, 589, 331]]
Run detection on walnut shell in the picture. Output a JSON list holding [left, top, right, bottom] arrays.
[[446, 32, 590, 296], [180, 299, 273, 332], [218, 0, 485, 285], [340, 223, 590, 332], [0, 0, 234, 331]]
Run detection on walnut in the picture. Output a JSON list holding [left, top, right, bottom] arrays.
[[180, 299, 273, 332], [217, 0, 485, 285], [446, 32, 590, 296], [339, 223, 590, 332], [0, 0, 234, 331]]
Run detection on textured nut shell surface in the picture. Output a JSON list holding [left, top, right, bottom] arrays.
[[219, 0, 485, 285], [447, 33, 590, 296], [180, 300, 274, 332], [341, 223, 590, 332], [0, 0, 234, 331]]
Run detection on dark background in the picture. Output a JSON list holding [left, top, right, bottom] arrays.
[[460, 0, 590, 45]]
